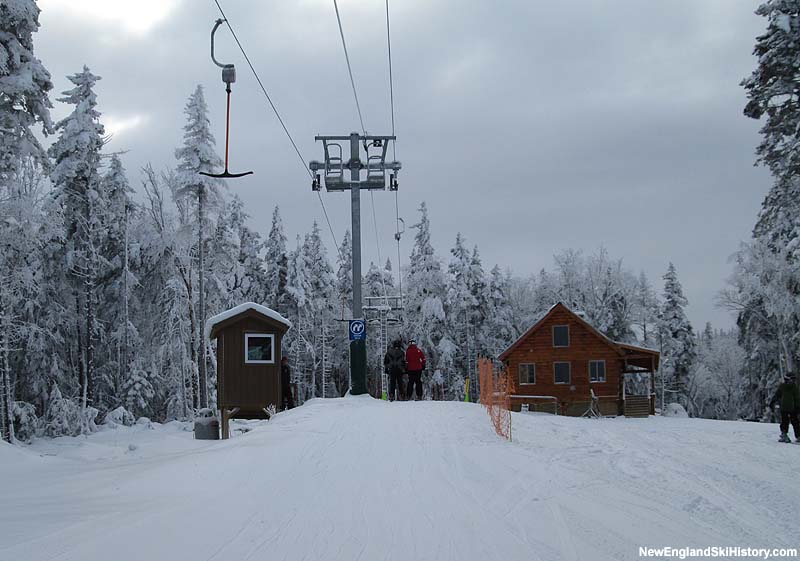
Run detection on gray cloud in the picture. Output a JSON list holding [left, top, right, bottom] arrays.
[[35, 0, 769, 330]]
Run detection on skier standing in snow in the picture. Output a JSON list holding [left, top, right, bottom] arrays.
[[281, 356, 295, 410], [770, 372, 800, 443], [384, 340, 407, 401], [405, 340, 426, 401]]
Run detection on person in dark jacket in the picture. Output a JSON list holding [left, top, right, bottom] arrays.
[[281, 356, 295, 410], [405, 340, 426, 401], [384, 339, 406, 401], [770, 372, 800, 443]]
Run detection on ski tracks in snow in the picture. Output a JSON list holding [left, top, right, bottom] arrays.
[[0, 398, 796, 561]]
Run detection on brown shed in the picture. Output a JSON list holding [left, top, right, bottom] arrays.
[[206, 302, 292, 437], [499, 302, 659, 417]]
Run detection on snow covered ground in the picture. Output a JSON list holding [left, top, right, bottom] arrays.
[[1, 397, 797, 561]]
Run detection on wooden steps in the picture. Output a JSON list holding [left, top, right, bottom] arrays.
[[624, 396, 651, 418]]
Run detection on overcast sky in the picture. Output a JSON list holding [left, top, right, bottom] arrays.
[[34, 0, 770, 331]]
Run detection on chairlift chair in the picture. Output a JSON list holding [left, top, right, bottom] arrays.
[[323, 141, 344, 186]]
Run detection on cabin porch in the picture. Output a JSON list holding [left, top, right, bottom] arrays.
[[619, 343, 659, 417]]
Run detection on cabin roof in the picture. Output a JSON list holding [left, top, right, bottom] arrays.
[[205, 302, 292, 341], [498, 302, 659, 369]]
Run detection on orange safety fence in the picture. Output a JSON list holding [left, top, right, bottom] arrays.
[[478, 357, 513, 441]]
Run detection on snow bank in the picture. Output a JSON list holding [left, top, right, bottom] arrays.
[[103, 406, 135, 427], [204, 301, 292, 341], [664, 402, 689, 417]]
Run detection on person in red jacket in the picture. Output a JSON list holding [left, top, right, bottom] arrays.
[[405, 340, 426, 401]]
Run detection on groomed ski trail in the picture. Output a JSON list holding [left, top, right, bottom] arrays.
[[0, 396, 797, 561]]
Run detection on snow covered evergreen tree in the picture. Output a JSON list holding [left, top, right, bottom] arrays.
[[693, 329, 747, 420], [302, 223, 336, 399], [731, 0, 800, 419], [445, 233, 475, 397], [405, 202, 447, 396], [658, 263, 696, 409], [0, 0, 53, 188], [174, 85, 224, 409], [95, 154, 139, 410], [0, 0, 53, 442], [485, 265, 515, 358], [633, 271, 659, 347], [122, 361, 155, 418], [743, 0, 800, 182], [214, 195, 267, 308], [264, 206, 288, 313], [720, 238, 799, 417], [336, 230, 353, 318], [48, 66, 106, 433], [285, 235, 311, 401]]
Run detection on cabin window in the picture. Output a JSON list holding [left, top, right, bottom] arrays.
[[553, 325, 569, 347], [554, 362, 571, 384], [589, 360, 606, 383], [519, 363, 536, 385], [244, 333, 275, 364]]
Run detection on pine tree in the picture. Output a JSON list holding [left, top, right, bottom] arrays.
[[122, 360, 155, 418], [445, 233, 475, 394], [634, 271, 659, 347], [302, 223, 335, 398], [48, 66, 106, 432], [216, 195, 267, 307], [383, 258, 395, 290], [96, 154, 139, 409], [659, 263, 696, 409], [0, 153, 50, 443], [405, 202, 447, 395], [336, 230, 353, 318], [0, 0, 53, 188], [733, 4, 800, 418], [174, 85, 225, 409], [742, 0, 800, 181], [0, 0, 53, 441], [285, 235, 311, 401], [741, 1, 800, 268], [265, 206, 288, 313], [720, 238, 799, 416], [485, 265, 515, 358]]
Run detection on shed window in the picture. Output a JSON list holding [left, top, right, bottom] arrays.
[[519, 363, 536, 385], [553, 325, 569, 347], [589, 360, 606, 383], [554, 362, 571, 384], [245, 333, 275, 364]]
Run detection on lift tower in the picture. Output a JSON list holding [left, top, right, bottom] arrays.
[[310, 132, 401, 395]]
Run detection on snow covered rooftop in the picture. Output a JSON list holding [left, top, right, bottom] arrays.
[[205, 302, 292, 340]]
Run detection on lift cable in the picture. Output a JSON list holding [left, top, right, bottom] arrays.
[[213, 0, 311, 180], [332, 0, 367, 137], [212, 0, 342, 259], [385, 0, 397, 161], [316, 191, 342, 259], [385, 0, 403, 302]]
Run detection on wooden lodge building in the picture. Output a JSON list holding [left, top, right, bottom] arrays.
[[498, 303, 660, 417]]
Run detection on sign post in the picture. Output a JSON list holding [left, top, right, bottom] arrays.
[[348, 319, 367, 395]]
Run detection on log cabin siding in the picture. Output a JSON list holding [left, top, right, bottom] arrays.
[[503, 306, 624, 415]]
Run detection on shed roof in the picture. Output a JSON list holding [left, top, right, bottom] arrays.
[[205, 302, 292, 341]]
